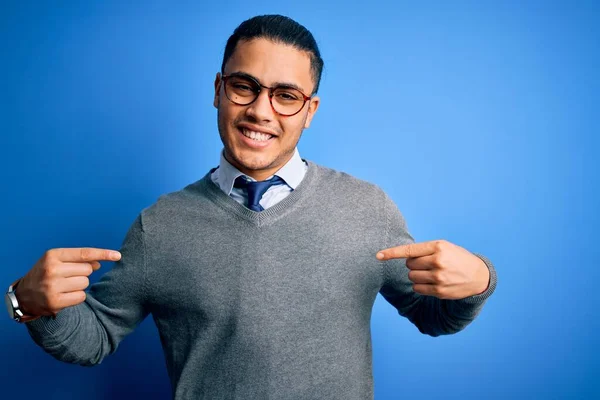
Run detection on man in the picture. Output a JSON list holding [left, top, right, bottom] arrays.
[[5, 14, 497, 399]]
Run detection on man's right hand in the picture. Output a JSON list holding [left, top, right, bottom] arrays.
[[14, 248, 122, 318]]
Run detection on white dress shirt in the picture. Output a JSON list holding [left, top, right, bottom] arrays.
[[210, 147, 308, 210]]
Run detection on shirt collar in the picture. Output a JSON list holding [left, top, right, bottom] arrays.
[[215, 147, 306, 195]]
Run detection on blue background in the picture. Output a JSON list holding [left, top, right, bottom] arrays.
[[1, 1, 598, 399]]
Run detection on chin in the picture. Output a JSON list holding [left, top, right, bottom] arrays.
[[239, 157, 277, 172], [229, 148, 276, 170]]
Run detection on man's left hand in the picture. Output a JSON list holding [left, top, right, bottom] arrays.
[[376, 240, 490, 300]]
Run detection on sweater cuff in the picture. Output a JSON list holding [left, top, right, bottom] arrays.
[[455, 253, 497, 305], [25, 305, 79, 342]]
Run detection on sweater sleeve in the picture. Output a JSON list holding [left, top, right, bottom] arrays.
[[378, 192, 497, 337], [24, 214, 150, 365]]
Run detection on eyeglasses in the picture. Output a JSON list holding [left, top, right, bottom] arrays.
[[221, 73, 312, 117]]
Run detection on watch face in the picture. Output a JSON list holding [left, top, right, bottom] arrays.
[[5, 293, 14, 319]]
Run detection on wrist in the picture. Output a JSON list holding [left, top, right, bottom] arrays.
[[13, 279, 31, 313], [8, 278, 41, 323], [474, 257, 490, 295]]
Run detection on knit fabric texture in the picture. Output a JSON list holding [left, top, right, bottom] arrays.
[[26, 159, 497, 399]]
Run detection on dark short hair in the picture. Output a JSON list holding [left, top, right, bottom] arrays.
[[221, 15, 324, 95]]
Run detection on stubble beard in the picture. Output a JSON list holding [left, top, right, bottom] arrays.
[[217, 108, 304, 176]]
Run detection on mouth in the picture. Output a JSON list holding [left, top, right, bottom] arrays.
[[237, 127, 276, 149]]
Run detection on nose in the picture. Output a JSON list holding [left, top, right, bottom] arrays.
[[245, 89, 275, 122]]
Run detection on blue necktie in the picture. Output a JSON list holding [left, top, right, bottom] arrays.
[[233, 175, 286, 211]]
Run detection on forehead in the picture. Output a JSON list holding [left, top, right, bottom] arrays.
[[224, 38, 313, 93]]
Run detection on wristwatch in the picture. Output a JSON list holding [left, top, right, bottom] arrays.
[[5, 279, 39, 323]]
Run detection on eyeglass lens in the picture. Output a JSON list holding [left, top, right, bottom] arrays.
[[225, 76, 306, 116]]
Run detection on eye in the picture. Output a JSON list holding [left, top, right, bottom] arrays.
[[274, 90, 300, 101], [233, 83, 254, 92], [227, 76, 259, 94]]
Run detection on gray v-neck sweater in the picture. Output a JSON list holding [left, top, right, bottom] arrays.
[[26, 160, 497, 399]]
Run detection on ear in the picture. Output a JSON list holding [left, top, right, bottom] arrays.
[[303, 96, 320, 129], [213, 72, 222, 109]]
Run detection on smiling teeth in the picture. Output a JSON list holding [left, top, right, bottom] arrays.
[[242, 128, 272, 142]]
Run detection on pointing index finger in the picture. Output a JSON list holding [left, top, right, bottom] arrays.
[[55, 248, 122, 262], [376, 241, 437, 260]]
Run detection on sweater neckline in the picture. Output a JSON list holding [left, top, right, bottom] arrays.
[[198, 159, 320, 226]]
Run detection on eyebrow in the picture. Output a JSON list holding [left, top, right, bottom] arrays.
[[229, 71, 308, 95]]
